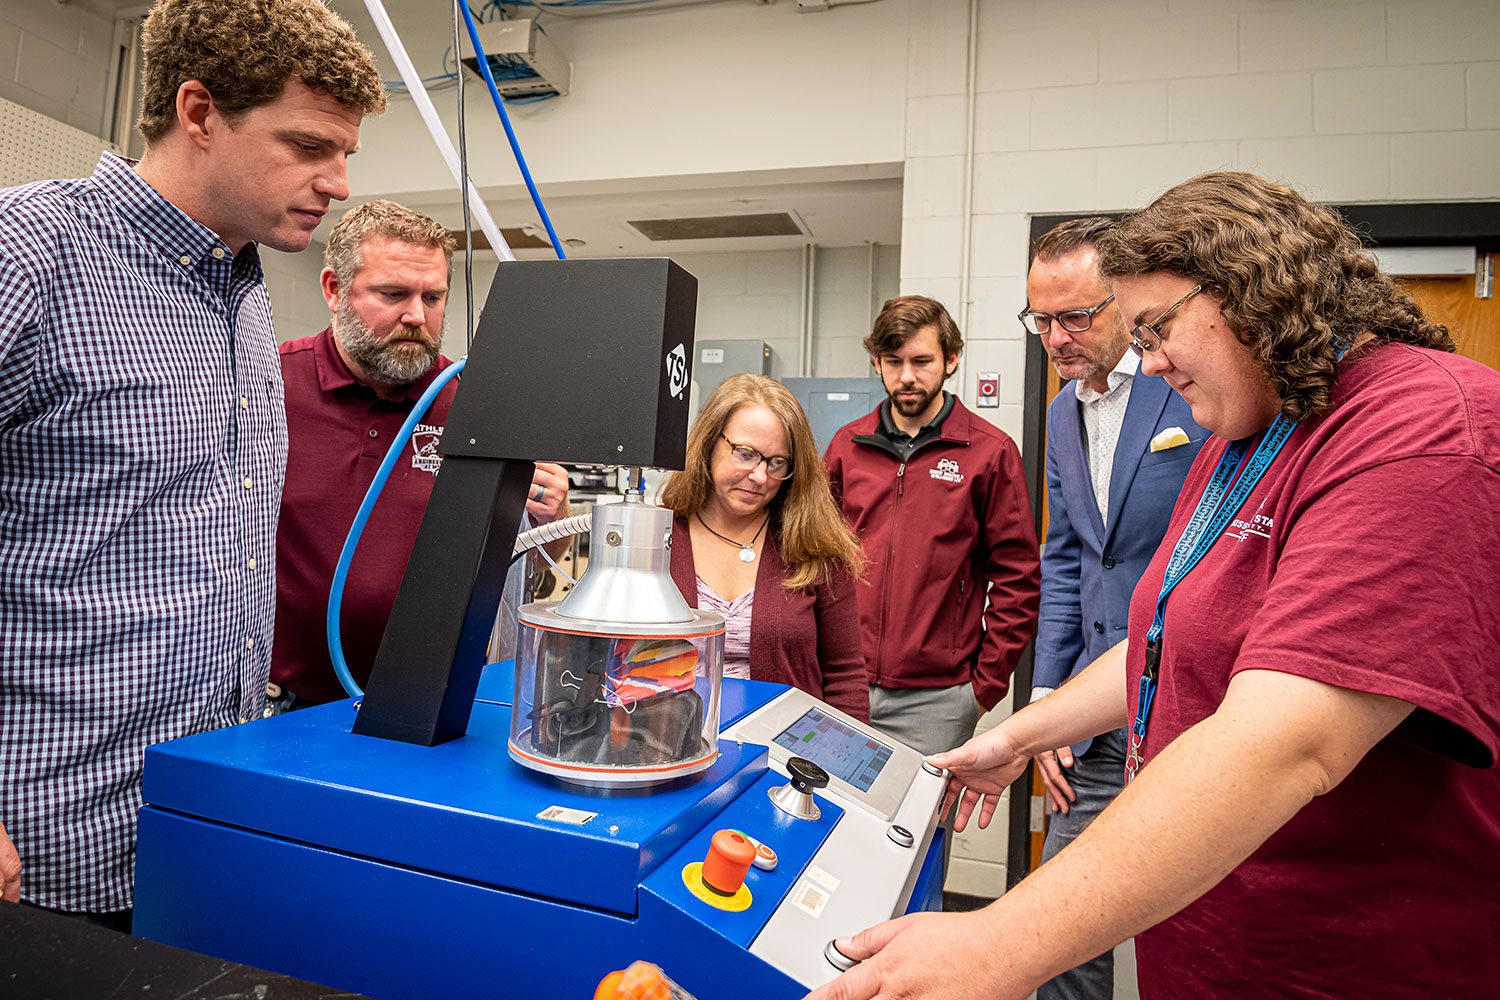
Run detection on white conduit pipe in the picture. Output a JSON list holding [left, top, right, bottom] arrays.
[[362, 0, 515, 262], [955, 0, 979, 390], [513, 510, 594, 558]]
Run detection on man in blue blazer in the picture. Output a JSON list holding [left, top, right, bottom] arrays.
[[1023, 219, 1207, 1000]]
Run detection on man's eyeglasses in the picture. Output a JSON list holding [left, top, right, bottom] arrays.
[[721, 434, 793, 480], [1018, 294, 1115, 336], [1129, 285, 1203, 357]]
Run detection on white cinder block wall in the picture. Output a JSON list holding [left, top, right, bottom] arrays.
[[0, 0, 116, 138], [262, 244, 340, 343], [903, 0, 1500, 896]]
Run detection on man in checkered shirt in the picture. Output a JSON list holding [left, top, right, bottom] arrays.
[[0, 0, 384, 928]]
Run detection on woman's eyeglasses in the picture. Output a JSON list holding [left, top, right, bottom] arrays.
[[1129, 285, 1203, 357], [721, 434, 793, 480]]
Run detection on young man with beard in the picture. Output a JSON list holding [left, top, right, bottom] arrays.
[[825, 296, 1040, 757], [1023, 218, 1206, 1000], [0, 0, 383, 923], [270, 201, 569, 708]]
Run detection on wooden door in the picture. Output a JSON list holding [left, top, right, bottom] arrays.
[[1029, 361, 1066, 870], [1401, 266, 1500, 374]]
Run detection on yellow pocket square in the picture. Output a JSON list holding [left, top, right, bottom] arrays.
[[1149, 427, 1191, 452]]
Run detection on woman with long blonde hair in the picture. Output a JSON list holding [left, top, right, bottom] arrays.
[[660, 374, 868, 720]]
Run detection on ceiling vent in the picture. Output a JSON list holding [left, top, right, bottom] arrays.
[[627, 212, 807, 242]]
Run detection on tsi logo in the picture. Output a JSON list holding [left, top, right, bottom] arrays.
[[665, 343, 688, 399], [930, 458, 964, 484]]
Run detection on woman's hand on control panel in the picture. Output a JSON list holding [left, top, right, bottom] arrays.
[[927, 727, 1030, 832], [803, 910, 1025, 1000]]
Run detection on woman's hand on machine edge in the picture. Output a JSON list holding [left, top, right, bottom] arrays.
[[927, 727, 1030, 832], [802, 910, 1025, 1000]]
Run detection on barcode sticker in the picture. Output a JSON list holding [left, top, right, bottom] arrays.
[[537, 805, 598, 825], [790, 879, 829, 917]]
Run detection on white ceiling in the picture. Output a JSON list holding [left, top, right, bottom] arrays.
[[364, 170, 905, 259], [318, 0, 904, 258]]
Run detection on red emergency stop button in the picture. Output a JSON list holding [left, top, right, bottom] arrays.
[[701, 829, 756, 895]]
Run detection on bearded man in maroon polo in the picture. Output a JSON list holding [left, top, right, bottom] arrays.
[[270, 201, 569, 709]]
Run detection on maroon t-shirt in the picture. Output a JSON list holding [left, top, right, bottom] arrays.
[[1125, 343, 1500, 998], [271, 328, 458, 703]]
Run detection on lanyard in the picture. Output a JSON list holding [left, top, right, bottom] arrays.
[[1124, 414, 1298, 780]]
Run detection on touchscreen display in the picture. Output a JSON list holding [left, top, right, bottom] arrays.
[[773, 708, 893, 793]]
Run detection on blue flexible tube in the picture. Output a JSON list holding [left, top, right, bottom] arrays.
[[457, 2, 567, 258], [327, 357, 467, 699]]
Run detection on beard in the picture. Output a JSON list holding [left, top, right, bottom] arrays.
[[1047, 325, 1133, 386], [890, 381, 944, 419], [335, 297, 444, 387]]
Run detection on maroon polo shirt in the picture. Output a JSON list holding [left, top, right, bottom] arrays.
[[271, 327, 458, 703]]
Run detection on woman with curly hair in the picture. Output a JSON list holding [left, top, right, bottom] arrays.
[[811, 172, 1500, 1000], [660, 374, 868, 721]]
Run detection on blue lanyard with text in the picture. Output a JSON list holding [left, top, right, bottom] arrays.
[[1124, 414, 1298, 780]]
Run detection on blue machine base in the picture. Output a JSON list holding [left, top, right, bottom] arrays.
[[133, 675, 944, 999]]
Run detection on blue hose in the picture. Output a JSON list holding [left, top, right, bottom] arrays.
[[457, 1, 567, 258], [327, 358, 467, 699]]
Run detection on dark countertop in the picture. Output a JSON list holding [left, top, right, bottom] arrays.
[[0, 903, 374, 999]]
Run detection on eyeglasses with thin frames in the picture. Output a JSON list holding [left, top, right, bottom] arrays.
[[1129, 285, 1203, 357], [1017, 293, 1115, 336], [720, 434, 793, 480]]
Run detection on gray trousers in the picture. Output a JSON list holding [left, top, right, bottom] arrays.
[[868, 682, 982, 889], [868, 682, 980, 758], [1036, 725, 1129, 1000]]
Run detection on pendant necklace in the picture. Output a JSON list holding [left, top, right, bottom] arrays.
[[696, 511, 770, 563]]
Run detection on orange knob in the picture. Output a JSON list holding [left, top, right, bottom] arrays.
[[701, 829, 756, 895]]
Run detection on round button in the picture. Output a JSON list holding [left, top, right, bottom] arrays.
[[243, 477, 253, 490], [887, 824, 914, 848], [1102, 556, 1116, 569], [1093, 620, 1104, 633], [368, 428, 378, 438], [211, 247, 225, 259], [824, 939, 859, 972], [701, 829, 756, 895], [920, 759, 944, 777], [751, 840, 778, 872], [178, 254, 192, 266]]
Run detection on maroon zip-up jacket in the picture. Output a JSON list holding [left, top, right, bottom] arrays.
[[824, 396, 1040, 711], [669, 517, 869, 722]]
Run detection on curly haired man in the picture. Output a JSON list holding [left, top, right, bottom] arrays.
[[0, 0, 384, 929]]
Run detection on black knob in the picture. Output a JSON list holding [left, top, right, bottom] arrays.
[[1093, 620, 1104, 633], [786, 757, 830, 793], [1102, 556, 1116, 569]]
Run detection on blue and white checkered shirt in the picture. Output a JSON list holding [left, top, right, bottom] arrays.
[[0, 153, 286, 912]]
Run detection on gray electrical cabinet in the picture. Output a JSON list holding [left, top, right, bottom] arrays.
[[691, 340, 773, 408], [780, 375, 887, 455]]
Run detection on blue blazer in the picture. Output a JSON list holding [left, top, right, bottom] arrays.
[[1034, 373, 1207, 751]]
